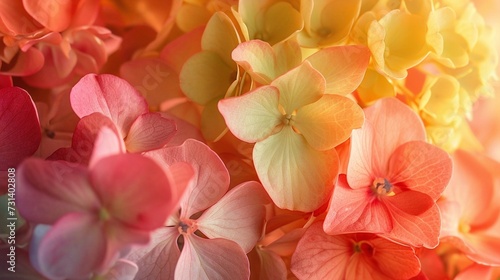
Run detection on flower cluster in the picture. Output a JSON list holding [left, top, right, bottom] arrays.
[[1, 0, 500, 279]]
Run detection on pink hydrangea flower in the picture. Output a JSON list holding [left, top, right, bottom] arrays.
[[128, 139, 270, 279], [324, 98, 452, 248], [50, 74, 177, 164], [17, 128, 194, 279]]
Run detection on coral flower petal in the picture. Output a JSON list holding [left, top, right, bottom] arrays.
[[387, 141, 452, 200], [22, 0, 73, 32]]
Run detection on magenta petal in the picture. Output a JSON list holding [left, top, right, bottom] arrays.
[[127, 228, 180, 280], [17, 158, 99, 224], [176, 235, 250, 280], [124, 113, 177, 153], [36, 212, 106, 279], [144, 139, 230, 218], [197, 181, 269, 252], [70, 74, 148, 135], [0, 87, 41, 170], [90, 154, 175, 230]]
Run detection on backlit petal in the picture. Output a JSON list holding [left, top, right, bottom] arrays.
[[197, 181, 269, 252], [253, 126, 338, 211], [271, 62, 325, 113], [124, 113, 177, 153], [294, 94, 364, 151], [175, 235, 249, 280], [306, 45, 370, 95], [70, 74, 148, 135], [219, 85, 282, 143]]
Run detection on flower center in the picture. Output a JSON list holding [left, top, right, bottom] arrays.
[[353, 241, 374, 256], [372, 177, 394, 196], [177, 219, 197, 235]]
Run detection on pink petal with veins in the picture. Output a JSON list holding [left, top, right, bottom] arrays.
[[0, 87, 41, 171], [197, 181, 269, 252], [145, 139, 229, 218], [124, 113, 177, 153], [70, 74, 148, 135], [176, 235, 250, 280]]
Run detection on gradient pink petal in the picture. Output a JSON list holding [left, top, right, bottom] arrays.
[[197, 181, 269, 252], [175, 235, 250, 280], [127, 228, 180, 280], [144, 139, 230, 218], [0, 87, 41, 170], [124, 113, 177, 153], [48, 112, 120, 165], [89, 154, 175, 231], [324, 175, 393, 235], [218, 85, 282, 143], [291, 223, 351, 280], [88, 126, 126, 168], [387, 141, 452, 200], [17, 158, 99, 224], [70, 74, 148, 135], [36, 212, 106, 279], [102, 259, 139, 280], [306, 45, 370, 95]]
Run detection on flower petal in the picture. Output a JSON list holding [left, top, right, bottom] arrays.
[[124, 113, 177, 153], [369, 236, 421, 279], [291, 222, 351, 280], [387, 141, 452, 200], [90, 154, 176, 230], [22, 0, 73, 32], [294, 94, 364, 151], [218, 85, 282, 143], [102, 259, 139, 280], [197, 181, 269, 252], [0, 87, 41, 170], [232, 40, 278, 84], [324, 175, 393, 235], [253, 126, 338, 211], [48, 112, 120, 165], [88, 126, 126, 168], [36, 212, 106, 279], [384, 202, 441, 248], [144, 139, 230, 218], [127, 227, 180, 280], [179, 51, 235, 106], [271, 62, 325, 113], [70, 74, 148, 135], [306, 45, 370, 95], [175, 235, 250, 280], [17, 159, 98, 224]]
